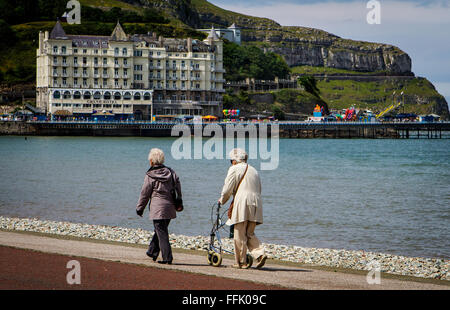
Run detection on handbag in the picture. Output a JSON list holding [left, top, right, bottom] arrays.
[[227, 164, 248, 219], [169, 168, 183, 212]]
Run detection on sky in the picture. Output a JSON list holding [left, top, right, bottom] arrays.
[[209, 0, 450, 103]]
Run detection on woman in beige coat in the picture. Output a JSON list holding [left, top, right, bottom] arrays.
[[219, 148, 267, 269]]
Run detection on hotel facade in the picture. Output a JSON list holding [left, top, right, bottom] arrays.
[[36, 21, 225, 120]]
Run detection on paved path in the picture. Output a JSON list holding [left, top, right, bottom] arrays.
[[0, 231, 448, 290]]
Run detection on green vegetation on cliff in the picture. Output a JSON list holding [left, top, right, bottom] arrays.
[[223, 42, 290, 81]]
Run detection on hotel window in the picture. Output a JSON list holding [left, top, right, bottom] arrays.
[[144, 92, 151, 100], [114, 69, 119, 77], [82, 68, 87, 76], [61, 46, 66, 54], [103, 49, 107, 54], [62, 78, 67, 86], [83, 49, 87, 54], [103, 79, 107, 87], [53, 46, 58, 53], [62, 56, 67, 65], [74, 91, 81, 99], [103, 58, 107, 65], [53, 91, 61, 99], [83, 91, 91, 99], [94, 91, 101, 99], [73, 57, 78, 65], [74, 49, 78, 54], [114, 48, 119, 55], [123, 68, 128, 77], [114, 58, 119, 65], [94, 57, 98, 65], [53, 56, 57, 65], [123, 58, 128, 66], [172, 81, 176, 89], [104, 92, 111, 99], [122, 48, 127, 56], [94, 49, 98, 54], [63, 91, 71, 99], [62, 68, 67, 76], [114, 92, 121, 100], [83, 104, 91, 108], [103, 68, 107, 75], [94, 68, 98, 75], [74, 78, 78, 86], [115, 79, 119, 87], [94, 79, 98, 87], [83, 57, 87, 65], [74, 68, 78, 75], [53, 77, 58, 86], [53, 67, 57, 75], [83, 78, 87, 87], [123, 79, 128, 87]]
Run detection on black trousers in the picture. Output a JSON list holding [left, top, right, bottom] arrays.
[[147, 219, 173, 262]]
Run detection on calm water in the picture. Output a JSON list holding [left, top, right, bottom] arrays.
[[0, 136, 449, 259]]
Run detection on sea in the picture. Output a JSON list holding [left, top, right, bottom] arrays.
[[0, 136, 449, 259]]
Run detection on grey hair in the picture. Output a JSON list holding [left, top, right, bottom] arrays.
[[148, 148, 165, 165], [229, 148, 248, 163]]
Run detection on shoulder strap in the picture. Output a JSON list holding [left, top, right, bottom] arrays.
[[234, 164, 248, 195]]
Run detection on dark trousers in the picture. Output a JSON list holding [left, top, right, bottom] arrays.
[[147, 219, 173, 262]]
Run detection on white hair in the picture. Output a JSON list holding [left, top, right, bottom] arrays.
[[148, 148, 165, 166], [229, 148, 248, 163]]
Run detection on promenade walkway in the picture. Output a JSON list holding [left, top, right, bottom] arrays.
[[0, 231, 448, 290]]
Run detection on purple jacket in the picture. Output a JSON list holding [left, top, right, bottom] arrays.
[[136, 165, 181, 220]]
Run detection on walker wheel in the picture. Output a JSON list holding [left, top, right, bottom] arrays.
[[211, 252, 222, 267], [246, 254, 253, 268], [207, 251, 214, 265]]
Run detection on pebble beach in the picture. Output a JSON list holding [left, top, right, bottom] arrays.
[[1, 216, 448, 281]]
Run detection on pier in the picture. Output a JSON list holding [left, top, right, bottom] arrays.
[[1, 120, 450, 138]]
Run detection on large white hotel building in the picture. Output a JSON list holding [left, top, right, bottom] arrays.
[[36, 21, 225, 120]]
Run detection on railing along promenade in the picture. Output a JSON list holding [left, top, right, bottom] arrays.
[[2, 120, 449, 138]]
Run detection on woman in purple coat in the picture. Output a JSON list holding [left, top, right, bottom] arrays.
[[136, 148, 182, 264]]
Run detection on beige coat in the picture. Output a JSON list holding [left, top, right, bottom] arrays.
[[219, 162, 263, 225]]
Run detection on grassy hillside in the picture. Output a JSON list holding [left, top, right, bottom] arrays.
[[317, 77, 449, 118]]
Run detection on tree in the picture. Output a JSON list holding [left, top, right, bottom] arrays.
[[298, 75, 320, 97], [0, 19, 16, 50], [272, 106, 285, 120]]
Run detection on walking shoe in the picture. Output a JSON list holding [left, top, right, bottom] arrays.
[[157, 261, 172, 265], [255, 255, 267, 269], [146, 252, 158, 262]]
